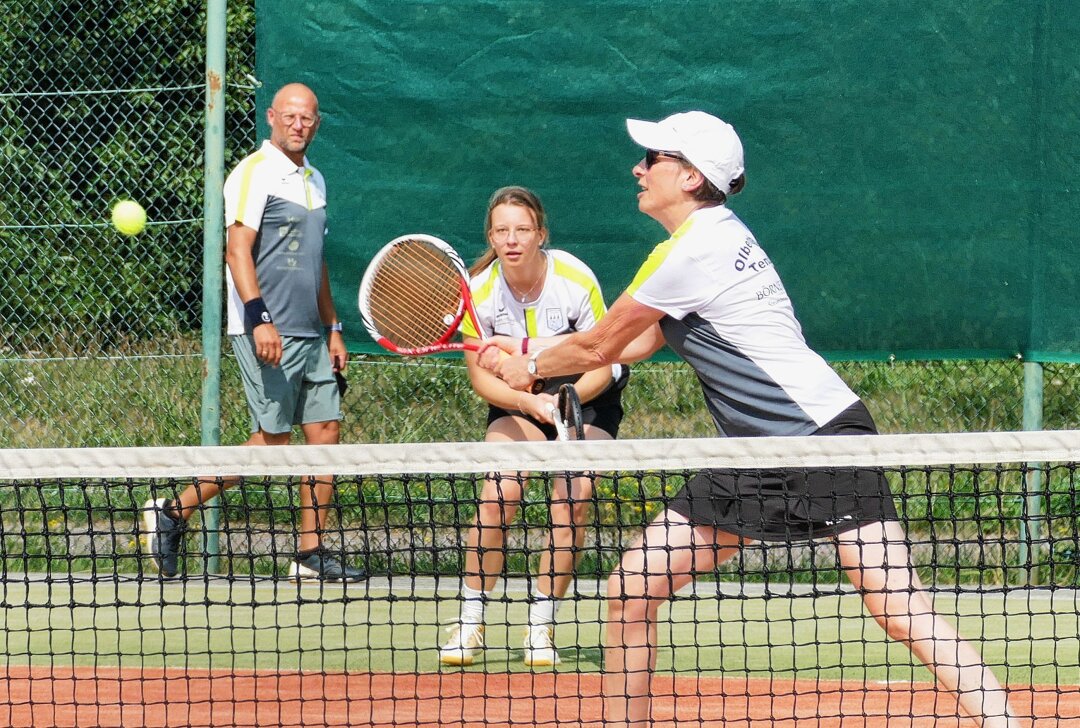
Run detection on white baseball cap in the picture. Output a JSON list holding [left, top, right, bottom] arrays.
[[626, 111, 745, 191]]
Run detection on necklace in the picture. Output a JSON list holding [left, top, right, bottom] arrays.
[[507, 254, 546, 303]]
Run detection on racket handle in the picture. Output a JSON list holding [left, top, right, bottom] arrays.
[[546, 402, 569, 441]]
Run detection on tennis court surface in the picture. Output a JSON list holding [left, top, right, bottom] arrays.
[[2, 432, 1079, 726]]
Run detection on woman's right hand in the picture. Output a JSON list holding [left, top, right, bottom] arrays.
[[476, 336, 521, 369]]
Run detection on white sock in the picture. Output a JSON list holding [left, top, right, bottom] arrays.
[[528, 594, 558, 630], [460, 585, 487, 627]]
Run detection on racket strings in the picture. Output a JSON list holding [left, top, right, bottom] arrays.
[[367, 241, 464, 347]]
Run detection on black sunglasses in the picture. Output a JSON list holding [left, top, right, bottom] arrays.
[[644, 149, 687, 169]]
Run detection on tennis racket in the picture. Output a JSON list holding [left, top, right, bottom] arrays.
[[359, 233, 482, 356], [544, 383, 584, 442], [557, 383, 585, 441], [546, 403, 570, 441], [358, 233, 545, 391]]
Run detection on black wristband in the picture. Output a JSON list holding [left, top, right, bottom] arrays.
[[244, 297, 273, 329]]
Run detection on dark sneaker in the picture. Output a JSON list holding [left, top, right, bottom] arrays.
[[142, 498, 186, 577], [288, 549, 367, 582]]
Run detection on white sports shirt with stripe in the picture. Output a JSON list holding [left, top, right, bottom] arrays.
[[461, 248, 614, 354], [626, 205, 858, 437], [222, 140, 328, 337]]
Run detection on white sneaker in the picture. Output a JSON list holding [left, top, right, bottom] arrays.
[[523, 625, 560, 666], [440, 623, 485, 666]]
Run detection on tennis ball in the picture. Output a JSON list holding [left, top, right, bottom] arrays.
[[111, 200, 147, 236]]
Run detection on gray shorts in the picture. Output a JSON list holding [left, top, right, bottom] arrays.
[[231, 334, 341, 435]]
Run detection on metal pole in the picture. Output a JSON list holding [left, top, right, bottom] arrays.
[[200, 0, 227, 575], [1020, 360, 1044, 586]]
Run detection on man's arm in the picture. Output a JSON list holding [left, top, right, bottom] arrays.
[[226, 221, 282, 366], [317, 259, 347, 373]]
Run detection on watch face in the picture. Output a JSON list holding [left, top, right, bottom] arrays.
[[527, 357, 537, 375]]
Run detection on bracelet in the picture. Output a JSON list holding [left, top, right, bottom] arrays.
[[521, 337, 529, 355], [244, 297, 273, 329], [325, 322, 343, 334]]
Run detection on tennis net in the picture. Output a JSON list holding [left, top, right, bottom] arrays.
[[1, 431, 1079, 727]]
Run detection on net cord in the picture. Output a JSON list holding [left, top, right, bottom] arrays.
[[2, 429, 1077, 480]]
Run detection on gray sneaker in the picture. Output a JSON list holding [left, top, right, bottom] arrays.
[[288, 549, 367, 582], [142, 498, 186, 577]]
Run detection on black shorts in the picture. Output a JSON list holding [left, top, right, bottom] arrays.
[[666, 401, 899, 541], [486, 370, 627, 441]]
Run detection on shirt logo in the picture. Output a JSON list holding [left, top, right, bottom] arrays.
[[733, 236, 773, 273], [545, 308, 564, 331], [494, 310, 513, 330]]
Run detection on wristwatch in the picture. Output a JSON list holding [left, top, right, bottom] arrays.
[[526, 351, 546, 394]]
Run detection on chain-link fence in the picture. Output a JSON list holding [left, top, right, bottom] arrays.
[[2, 4, 1078, 449], [0, 2, 254, 448]]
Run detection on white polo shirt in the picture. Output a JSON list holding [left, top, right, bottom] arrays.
[[222, 140, 328, 337], [462, 249, 624, 385], [627, 205, 858, 436], [461, 249, 607, 340]]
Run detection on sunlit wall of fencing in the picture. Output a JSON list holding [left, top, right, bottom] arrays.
[[2, 3, 1078, 449]]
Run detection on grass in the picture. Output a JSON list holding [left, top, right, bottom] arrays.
[[5, 335, 1080, 448], [0, 578, 1075, 685]]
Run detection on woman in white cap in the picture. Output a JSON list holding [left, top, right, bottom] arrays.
[[481, 112, 1017, 727]]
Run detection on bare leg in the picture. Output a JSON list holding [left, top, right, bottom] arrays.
[[174, 424, 339, 553], [174, 429, 291, 519], [536, 426, 612, 599], [462, 416, 548, 592], [837, 521, 1018, 728], [535, 473, 591, 598], [297, 420, 339, 552], [603, 509, 741, 728], [463, 474, 526, 592]]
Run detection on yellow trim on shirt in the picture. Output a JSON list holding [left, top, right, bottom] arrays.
[[233, 151, 266, 227], [303, 167, 314, 209], [553, 257, 606, 322], [460, 262, 500, 338], [626, 216, 695, 297], [524, 306, 537, 336]]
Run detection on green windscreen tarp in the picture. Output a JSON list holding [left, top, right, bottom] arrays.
[[254, 1, 1080, 362]]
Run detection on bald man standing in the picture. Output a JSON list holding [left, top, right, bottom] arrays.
[[142, 83, 366, 583]]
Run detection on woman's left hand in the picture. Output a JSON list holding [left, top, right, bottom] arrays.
[[493, 353, 536, 391]]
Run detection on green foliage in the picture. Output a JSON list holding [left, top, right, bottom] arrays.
[[1, 2, 1078, 592], [0, 1, 256, 352]]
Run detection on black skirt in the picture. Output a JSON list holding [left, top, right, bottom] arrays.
[[666, 401, 899, 541]]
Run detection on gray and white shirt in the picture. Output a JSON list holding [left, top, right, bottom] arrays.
[[223, 140, 328, 338], [627, 205, 858, 437]]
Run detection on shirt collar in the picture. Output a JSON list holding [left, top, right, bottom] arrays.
[[671, 205, 734, 239], [259, 139, 311, 175]]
